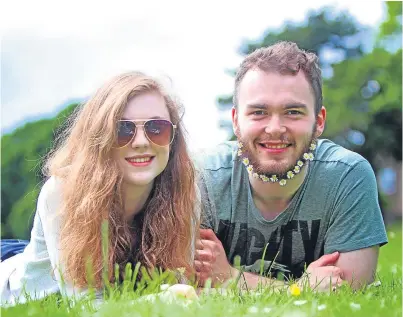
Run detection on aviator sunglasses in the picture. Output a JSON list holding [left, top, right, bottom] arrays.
[[116, 119, 176, 148]]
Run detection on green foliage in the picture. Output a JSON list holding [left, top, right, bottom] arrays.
[[1, 103, 79, 238], [379, 2, 402, 38]]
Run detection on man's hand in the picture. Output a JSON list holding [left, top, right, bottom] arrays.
[[299, 252, 344, 292], [194, 229, 236, 286]]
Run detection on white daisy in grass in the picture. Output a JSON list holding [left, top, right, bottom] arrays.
[[287, 171, 295, 179], [247, 306, 259, 314], [242, 158, 250, 166], [247, 165, 254, 173], [350, 302, 361, 310], [279, 179, 287, 186], [388, 231, 396, 239], [317, 304, 326, 311], [262, 307, 272, 313], [294, 166, 301, 173], [293, 300, 308, 306]]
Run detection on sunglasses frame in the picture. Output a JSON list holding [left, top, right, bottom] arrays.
[[116, 119, 177, 148]]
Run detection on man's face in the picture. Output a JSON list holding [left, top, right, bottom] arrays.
[[232, 69, 325, 177]]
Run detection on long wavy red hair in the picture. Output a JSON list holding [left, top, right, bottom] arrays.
[[43, 72, 198, 288]]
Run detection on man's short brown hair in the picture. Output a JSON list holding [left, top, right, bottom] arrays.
[[233, 41, 323, 115]]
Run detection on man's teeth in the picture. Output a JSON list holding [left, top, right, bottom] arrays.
[[263, 144, 289, 149], [128, 157, 151, 163]]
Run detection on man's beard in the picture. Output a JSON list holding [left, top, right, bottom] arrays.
[[238, 126, 317, 179]]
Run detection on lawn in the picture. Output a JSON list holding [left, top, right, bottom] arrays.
[[2, 223, 402, 317]]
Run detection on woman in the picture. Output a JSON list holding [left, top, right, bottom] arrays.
[[0, 72, 200, 305]]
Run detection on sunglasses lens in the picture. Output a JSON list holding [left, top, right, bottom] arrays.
[[117, 121, 136, 147], [144, 120, 174, 146]]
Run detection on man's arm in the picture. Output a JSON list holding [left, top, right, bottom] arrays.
[[324, 160, 387, 289], [336, 246, 379, 289], [195, 229, 344, 292]]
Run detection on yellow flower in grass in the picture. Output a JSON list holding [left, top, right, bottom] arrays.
[[242, 158, 250, 166], [289, 283, 301, 296]]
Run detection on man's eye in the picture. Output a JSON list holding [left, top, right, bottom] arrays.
[[253, 110, 266, 115], [286, 110, 302, 115]]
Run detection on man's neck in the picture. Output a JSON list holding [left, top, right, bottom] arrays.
[[249, 165, 308, 220]]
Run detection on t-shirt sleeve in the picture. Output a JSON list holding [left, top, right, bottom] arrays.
[[196, 171, 218, 231], [324, 160, 388, 253]]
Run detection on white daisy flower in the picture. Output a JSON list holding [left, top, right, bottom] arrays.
[[310, 143, 316, 150], [297, 160, 304, 167], [317, 304, 326, 311], [308, 153, 314, 160], [247, 306, 259, 314], [237, 149, 242, 156], [350, 303, 361, 310], [247, 165, 254, 173], [293, 300, 308, 306], [287, 171, 295, 179], [260, 175, 270, 182], [279, 179, 287, 186], [238, 142, 243, 148], [242, 158, 249, 166], [294, 166, 301, 173], [303, 153, 310, 160], [252, 172, 259, 178], [270, 175, 278, 182]]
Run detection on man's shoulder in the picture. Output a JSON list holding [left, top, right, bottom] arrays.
[[194, 141, 237, 171], [315, 139, 368, 169]]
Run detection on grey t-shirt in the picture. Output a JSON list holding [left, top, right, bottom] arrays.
[[196, 139, 388, 279]]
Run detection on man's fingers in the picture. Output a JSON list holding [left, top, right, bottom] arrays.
[[195, 260, 212, 273], [196, 239, 216, 250], [311, 252, 340, 268], [199, 229, 219, 241], [195, 249, 215, 262]]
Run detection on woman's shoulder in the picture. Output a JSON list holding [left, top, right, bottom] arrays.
[[37, 176, 63, 218]]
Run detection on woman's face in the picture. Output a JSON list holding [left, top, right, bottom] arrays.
[[112, 92, 172, 189]]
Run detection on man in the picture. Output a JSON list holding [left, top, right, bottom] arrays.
[[195, 41, 388, 291]]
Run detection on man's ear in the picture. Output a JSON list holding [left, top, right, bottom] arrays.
[[232, 107, 239, 137], [315, 106, 326, 138]]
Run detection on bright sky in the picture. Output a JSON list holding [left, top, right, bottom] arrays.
[[1, 0, 385, 152]]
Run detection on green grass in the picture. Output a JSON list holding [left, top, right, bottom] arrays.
[[2, 223, 402, 317]]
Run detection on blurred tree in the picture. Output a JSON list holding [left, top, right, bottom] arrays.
[[217, 6, 368, 121], [1, 103, 78, 238]]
